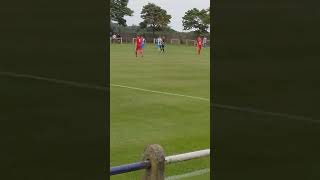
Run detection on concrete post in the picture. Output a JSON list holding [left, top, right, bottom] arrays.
[[142, 144, 165, 180]]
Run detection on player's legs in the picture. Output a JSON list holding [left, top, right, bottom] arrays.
[[141, 46, 144, 57], [139, 47, 143, 57], [197, 46, 202, 55], [161, 44, 164, 52], [136, 46, 142, 57], [135, 47, 138, 57]]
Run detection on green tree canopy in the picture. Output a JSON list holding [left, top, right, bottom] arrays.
[[140, 3, 172, 36], [110, 0, 133, 27], [182, 8, 210, 35]]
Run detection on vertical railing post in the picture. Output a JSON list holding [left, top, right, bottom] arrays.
[[142, 144, 165, 180]]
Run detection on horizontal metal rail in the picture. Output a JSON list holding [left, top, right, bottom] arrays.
[[110, 149, 210, 176], [165, 149, 210, 164], [110, 161, 150, 176]]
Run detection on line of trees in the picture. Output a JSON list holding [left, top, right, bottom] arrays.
[[110, 0, 210, 37], [110, 0, 133, 27], [182, 8, 210, 35]]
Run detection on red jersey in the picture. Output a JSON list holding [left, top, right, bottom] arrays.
[[197, 38, 202, 46], [136, 37, 142, 47]]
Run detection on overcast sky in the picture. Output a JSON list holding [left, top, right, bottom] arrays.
[[124, 0, 210, 32]]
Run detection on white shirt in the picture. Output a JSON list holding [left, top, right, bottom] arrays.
[[203, 37, 207, 43], [157, 38, 162, 45]]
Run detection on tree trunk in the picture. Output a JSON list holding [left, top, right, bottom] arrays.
[[152, 27, 155, 37]]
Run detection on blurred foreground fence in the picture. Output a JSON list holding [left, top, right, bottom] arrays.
[[110, 144, 210, 180]]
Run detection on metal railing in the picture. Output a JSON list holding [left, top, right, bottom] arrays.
[[110, 144, 210, 180]]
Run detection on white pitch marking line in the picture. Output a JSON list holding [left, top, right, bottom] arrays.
[[165, 168, 210, 180], [110, 84, 210, 102], [111, 83, 320, 123], [0, 71, 107, 91], [1, 71, 319, 123], [213, 104, 320, 123]]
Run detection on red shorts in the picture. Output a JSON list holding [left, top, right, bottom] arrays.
[[136, 46, 142, 51], [197, 45, 202, 49]]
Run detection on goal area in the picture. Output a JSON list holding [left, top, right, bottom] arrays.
[[185, 39, 196, 46], [170, 39, 181, 45]]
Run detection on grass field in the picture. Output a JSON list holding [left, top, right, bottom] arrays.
[[110, 43, 210, 179]]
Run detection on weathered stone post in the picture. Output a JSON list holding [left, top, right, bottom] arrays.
[[142, 144, 165, 180]]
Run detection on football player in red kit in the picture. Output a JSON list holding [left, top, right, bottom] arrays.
[[135, 34, 143, 58], [196, 36, 202, 55]]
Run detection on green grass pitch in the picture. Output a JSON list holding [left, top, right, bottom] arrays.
[[110, 43, 210, 180]]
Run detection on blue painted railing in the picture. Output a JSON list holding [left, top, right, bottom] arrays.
[[110, 149, 210, 176], [110, 161, 151, 176]]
